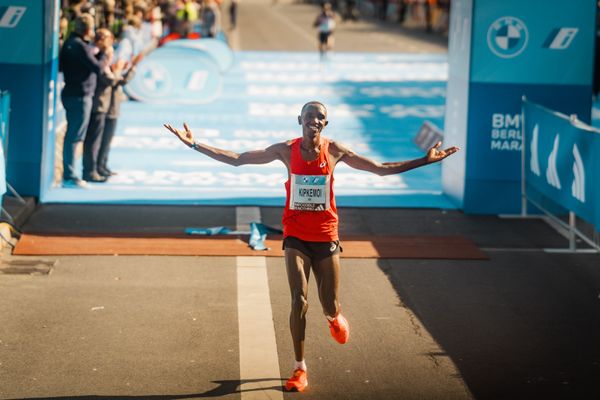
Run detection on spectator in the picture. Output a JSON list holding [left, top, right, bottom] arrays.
[[377, 0, 389, 21], [97, 53, 142, 178], [201, 0, 221, 38], [82, 28, 120, 183], [424, 0, 434, 33], [147, 0, 164, 40], [115, 15, 145, 62], [98, 0, 116, 29], [59, 13, 107, 188], [59, 12, 70, 47], [397, 0, 407, 24], [340, 0, 358, 22], [436, 0, 450, 34], [229, 0, 239, 30], [176, 0, 199, 37]]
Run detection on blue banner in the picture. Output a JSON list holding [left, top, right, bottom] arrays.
[[0, 1, 43, 64], [0, 0, 59, 196], [124, 46, 222, 104], [471, 0, 595, 85], [523, 99, 600, 230]]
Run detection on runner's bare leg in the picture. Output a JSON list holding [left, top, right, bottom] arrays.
[[285, 248, 312, 362], [312, 254, 341, 318]]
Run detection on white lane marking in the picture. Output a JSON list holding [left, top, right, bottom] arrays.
[[237, 256, 283, 399], [236, 207, 283, 398]]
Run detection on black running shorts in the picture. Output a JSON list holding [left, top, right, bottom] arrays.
[[283, 236, 342, 261], [319, 31, 331, 44]]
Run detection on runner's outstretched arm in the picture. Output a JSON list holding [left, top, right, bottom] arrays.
[[164, 122, 284, 166], [333, 140, 459, 176]]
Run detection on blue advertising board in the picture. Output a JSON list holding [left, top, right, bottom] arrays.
[[523, 99, 600, 230], [0, 1, 42, 64], [124, 46, 222, 104], [442, 0, 596, 214], [0, 0, 59, 196], [472, 6, 594, 86]]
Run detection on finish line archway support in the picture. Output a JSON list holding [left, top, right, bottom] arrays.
[[442, 0, 596, 214]]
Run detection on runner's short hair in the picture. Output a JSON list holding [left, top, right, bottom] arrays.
[[301, 101, 327, 115]]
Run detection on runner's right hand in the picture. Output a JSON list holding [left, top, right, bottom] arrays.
[[164, 122, 195, 147]]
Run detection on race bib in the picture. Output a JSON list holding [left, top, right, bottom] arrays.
[[289, 174, 330, 211]]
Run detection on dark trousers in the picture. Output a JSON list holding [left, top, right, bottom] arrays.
[[97, 117, 117, 172], [83, 111, 106, 178], [61, 95, 92, 180], [229, 3, 238, 28]]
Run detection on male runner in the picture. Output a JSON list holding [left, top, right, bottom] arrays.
[[313, 2, 336, 59], [164, 101, 459, 392]]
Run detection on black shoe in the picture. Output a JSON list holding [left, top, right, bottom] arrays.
[[83, 172, 108, 183], [98, 167, 117, 177]]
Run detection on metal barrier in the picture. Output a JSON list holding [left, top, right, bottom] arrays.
[[521, 97, 600, 252]]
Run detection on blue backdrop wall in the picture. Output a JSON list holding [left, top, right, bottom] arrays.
[[442, 0, 596, 214], [0, 0, 59, 197]]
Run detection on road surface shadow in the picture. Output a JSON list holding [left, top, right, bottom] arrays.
[[14, 378, 286, 399], [377, 252, 600, 400]]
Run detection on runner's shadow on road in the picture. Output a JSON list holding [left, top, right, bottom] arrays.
[[14, 378, 286, 399]]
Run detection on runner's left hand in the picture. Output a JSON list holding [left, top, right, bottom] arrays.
[[426, 141, 460, 163]]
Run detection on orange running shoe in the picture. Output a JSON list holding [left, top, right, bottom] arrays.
[[328, 313, 350, 344], [285, 368, 308, 392]]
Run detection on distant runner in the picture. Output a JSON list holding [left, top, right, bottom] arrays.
[[164, 101, 459, 392], [314, 2, 336, 59]]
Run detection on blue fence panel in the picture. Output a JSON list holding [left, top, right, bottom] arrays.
[[523, 99, 600, 230]]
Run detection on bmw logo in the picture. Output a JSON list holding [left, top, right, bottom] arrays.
[[138, 62, 171, 95], [487, 16, 528, 58]]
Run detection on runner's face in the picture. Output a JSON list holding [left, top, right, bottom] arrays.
[[299, 105, 328, 139]]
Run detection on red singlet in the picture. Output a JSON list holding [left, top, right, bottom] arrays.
[[282, 137, 339, 242]]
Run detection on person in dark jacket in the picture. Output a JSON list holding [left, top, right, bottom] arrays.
[[59, 13, 106, 188]]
